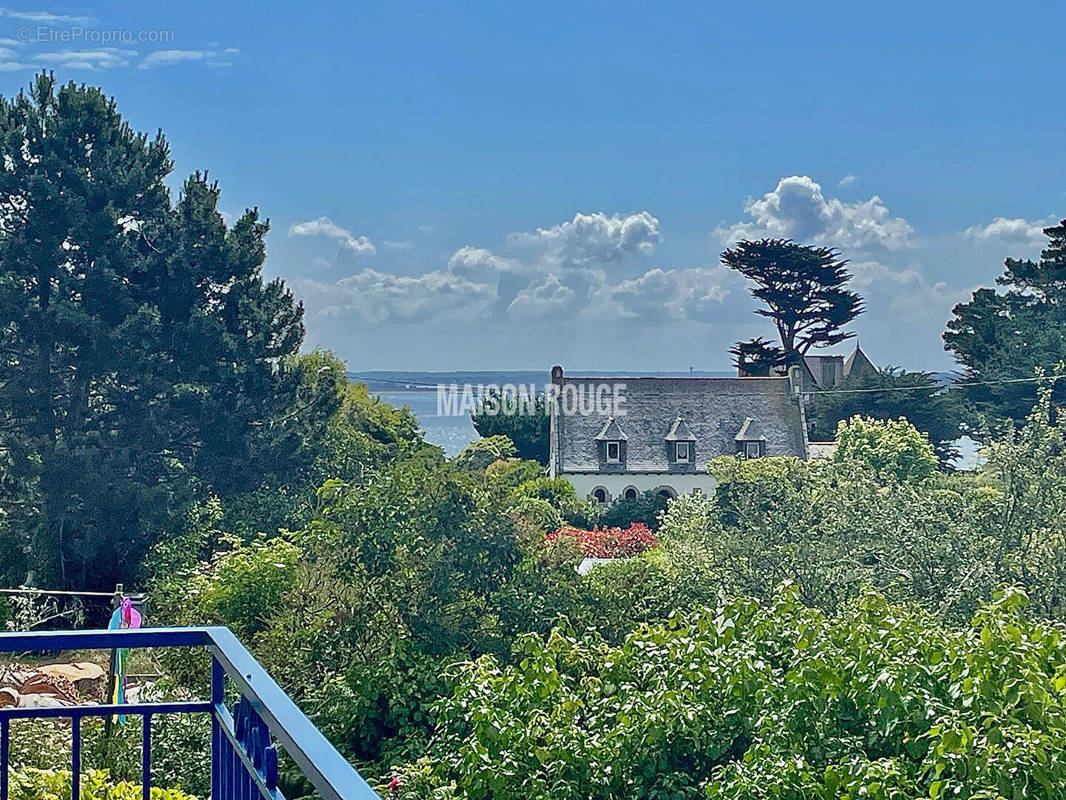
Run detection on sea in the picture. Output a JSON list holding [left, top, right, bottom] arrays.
[[378, 390, 479, 457]]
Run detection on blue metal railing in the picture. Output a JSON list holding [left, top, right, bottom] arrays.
[[0, 627, 381, 800]]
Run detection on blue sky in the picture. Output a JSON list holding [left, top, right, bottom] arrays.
[[0, 0, 1063, 372]]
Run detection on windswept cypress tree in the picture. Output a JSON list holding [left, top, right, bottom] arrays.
[[0, 74, 322, 588], [722, 238, 863, 367]]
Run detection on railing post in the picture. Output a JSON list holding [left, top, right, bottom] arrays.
[[1, 717, 9, 800], [71, 716, 80, 800], [141, 713, 152, 800], [211, 656, 225, 800]]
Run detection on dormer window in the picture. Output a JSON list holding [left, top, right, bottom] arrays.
[[736, 417, 767, 459], [665, 416, 696, 468], [595, 417, 628, 470], [606, 441, 621, 463]]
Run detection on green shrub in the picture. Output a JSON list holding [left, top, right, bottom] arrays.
[[174, 535, 302, 640], [513, 477, 602, 528], [454, 436, 517, 471], [508, 496, 563, 532], [599, 490, 669, 530], [10, 768, 196, 800], [512, 476, 578, 507], [307, 643, 458, 778], [834, 415, 938, 483], [485, 459, 544, 492], [391, 586, 1066, 800]]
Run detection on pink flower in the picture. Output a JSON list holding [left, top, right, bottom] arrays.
[[546, 522, 658, 558]]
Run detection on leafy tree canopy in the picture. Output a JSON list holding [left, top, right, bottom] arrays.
[[807, 367, 964, 465], [454, 435, 518, 471], [471, 390, 550, 464], [944, 219, 1066, 429], [833, 415, 938, 483], [729, 336, 785, 376], [394, 586, 1066, 800]]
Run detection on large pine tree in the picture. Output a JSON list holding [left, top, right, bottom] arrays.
[[944, 219, 1066, 430], [0, 74, 321, 588]]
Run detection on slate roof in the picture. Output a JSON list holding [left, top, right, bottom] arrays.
[[595, 417, 628, 441], [665, 417, 696, 441], [802, 354, 844, 388], [552, 372, 807, 473], [843, 345, 877, 378], [799, 346, 877, 389], [735, 417, 767, 442]]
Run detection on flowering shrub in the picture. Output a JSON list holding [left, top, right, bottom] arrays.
[[545, 522, 658, 558]]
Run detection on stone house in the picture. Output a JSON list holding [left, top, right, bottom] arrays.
[[548, 365, 810, 505]]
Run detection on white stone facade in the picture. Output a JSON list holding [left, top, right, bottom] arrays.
[[565, 471, 716, 505]]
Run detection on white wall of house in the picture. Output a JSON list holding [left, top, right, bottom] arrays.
[[563, 472, 717, 504]]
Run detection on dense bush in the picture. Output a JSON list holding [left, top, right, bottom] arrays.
[[508, 495, 563, 532], [599, 490, 670, 530], [833, 414, 939, 482], [689, 397, 1066, 623], [454, 435, 518, 471], [306, 643, 458, 769], [391, 586, 1066, 800], [511, 476, 602, 528]]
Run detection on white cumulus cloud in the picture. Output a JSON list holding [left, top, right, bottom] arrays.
[[294, 269, 495, 324], [506, 274, 580, 319], [289, 216, 375, 256], [508, 211, 660, 268], [964, 216, 1050, 248], [446, 245, 522, 279], [850, 260, 969, 323], [606, 266, 734, 322], [716, 175, 912, 251], [293, 209, 736, 329]]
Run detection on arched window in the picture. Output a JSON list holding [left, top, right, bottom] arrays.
[[656, 486, 677, 499], [623, 487, 638, 500], [591, 487, 609, 504]]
